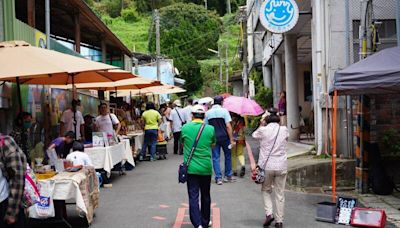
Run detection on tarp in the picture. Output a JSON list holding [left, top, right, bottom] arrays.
[[0, 41, 125, 84], [116, 85, 186, 97], [332, 46, 400, 95]]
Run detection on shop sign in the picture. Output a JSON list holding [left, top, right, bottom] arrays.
[[259, 0, 299, 33]]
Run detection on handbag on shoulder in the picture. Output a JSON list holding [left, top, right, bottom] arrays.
[[252, 126, 281, 184], [178, 124, 206, 183]]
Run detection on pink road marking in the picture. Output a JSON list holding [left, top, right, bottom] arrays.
[[212, 207, 221, 228], [152, 216, 166, 221], [181, 203, 189, 208], [173, 208, 186, 228], [246, 141, 256, 171], [174, 203, 221, 228], [159, 204, 170, 208]]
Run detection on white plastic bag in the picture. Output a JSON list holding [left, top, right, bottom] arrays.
[[23, 165, 40, 208], [28, 180, 55, 219]]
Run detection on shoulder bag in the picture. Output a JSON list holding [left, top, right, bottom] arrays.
[[178, 124, 206, 183], [252, 126, 281, 184], [176, 109, 186, 125]]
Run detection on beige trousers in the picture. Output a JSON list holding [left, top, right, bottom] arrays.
[[261, 170, 287, 223]]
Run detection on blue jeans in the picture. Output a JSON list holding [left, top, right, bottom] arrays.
[[212, 140, 232, 181], [187, 174, 211, 228], [140, 129, 158, 159]]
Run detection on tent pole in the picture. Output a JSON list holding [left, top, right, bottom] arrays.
[[16, 77, 23, 112], [332, 90, 338, 202]]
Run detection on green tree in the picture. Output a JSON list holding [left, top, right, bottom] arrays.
[[149, 3, 222, 93]]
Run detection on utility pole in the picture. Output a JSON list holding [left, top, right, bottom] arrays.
[[45, 0, 50, 49], [155, 9, 161, 81], [218, 44, 222, 82], [227, 0, 232, 14], [204, 0, 208, 10], [397, 0, 400, 46], [225, 43, 229, 92]]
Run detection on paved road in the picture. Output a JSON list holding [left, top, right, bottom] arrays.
[[72, 141, 342, 228]]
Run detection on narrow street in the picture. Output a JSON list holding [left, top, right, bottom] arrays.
[[78, 142, 340, 228]]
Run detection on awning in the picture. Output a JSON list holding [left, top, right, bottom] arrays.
[[332, 46, 400, 95]]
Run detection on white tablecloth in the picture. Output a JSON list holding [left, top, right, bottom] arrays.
[[85, 142, 134, 174], [34, 168, 99, 223], [120, 139, 135, 167], [125, 132, 144, 152]]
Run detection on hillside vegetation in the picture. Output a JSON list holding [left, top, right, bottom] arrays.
[[85, 0, 244, 95]]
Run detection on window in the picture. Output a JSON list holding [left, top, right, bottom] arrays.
[[353, 20, 397, 40]]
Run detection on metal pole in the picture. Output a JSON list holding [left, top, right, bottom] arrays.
[[155, 9, 161, 81], [45, 0, 50, 49], [397, 0, 400, 46], [204, 0, 208, 10], [225, 43, 229, 92], [16, 77, 23, 112], [219, 44, 222, 82], [345, 0, 353, 158]]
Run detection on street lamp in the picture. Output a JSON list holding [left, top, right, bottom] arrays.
[[207, 47, 222, 82]]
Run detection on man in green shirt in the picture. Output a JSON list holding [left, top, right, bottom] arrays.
[[180, 105, 215, 228], [140, 102, 161, 161]]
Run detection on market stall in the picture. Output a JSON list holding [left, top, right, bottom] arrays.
[[31, 167, 99, 226], [85, 141, 134, 175]]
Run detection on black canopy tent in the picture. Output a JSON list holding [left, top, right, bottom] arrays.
[[332, 46, 400, 95], [329, 46, 400, 197]]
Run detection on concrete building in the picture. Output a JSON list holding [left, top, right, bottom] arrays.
[[244, 0, 398, 158]]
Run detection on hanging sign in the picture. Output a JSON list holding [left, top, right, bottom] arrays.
[[259, 0, 300, 33]]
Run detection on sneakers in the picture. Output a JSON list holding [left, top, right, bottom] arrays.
[[223, 176, 236, 183], [198, 226, 203, 228], [139, 156, 144, 161], [263, 214, 274, 227], [216, 179, 223, 185], [275, 222, 283, 228], [208, 221, 212, 227], [233, 171, 238, 176], [240, 166, 246, 177]]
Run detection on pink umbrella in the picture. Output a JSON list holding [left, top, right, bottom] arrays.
[[223, 96, 264, 116]]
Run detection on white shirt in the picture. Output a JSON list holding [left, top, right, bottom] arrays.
[[0, 168, 9, 203], [95, 113, 120, 134], [66, 151, 93, 166], [170, 107, 185, 133], [60, 109, 84, 139], [252, 123, 289, 171], [183, 105, 193, 123]]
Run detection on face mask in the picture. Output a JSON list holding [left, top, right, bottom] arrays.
[[23, 122, 32, 129]]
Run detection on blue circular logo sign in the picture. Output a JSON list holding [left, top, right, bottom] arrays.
[[259, 0, 299, 33]]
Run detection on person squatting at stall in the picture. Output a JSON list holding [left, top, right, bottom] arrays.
[[252, 108, 289, 228], [0, 136, 27, 228], [66, 141, 93, 167], [181, 105, 215, 228]]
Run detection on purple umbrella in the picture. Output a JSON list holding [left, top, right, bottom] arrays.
[[223, 96, 264, 116]]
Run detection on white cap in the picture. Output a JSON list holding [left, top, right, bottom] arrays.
[[173, 99, 182, 107], [191, 105, 205, 114]]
